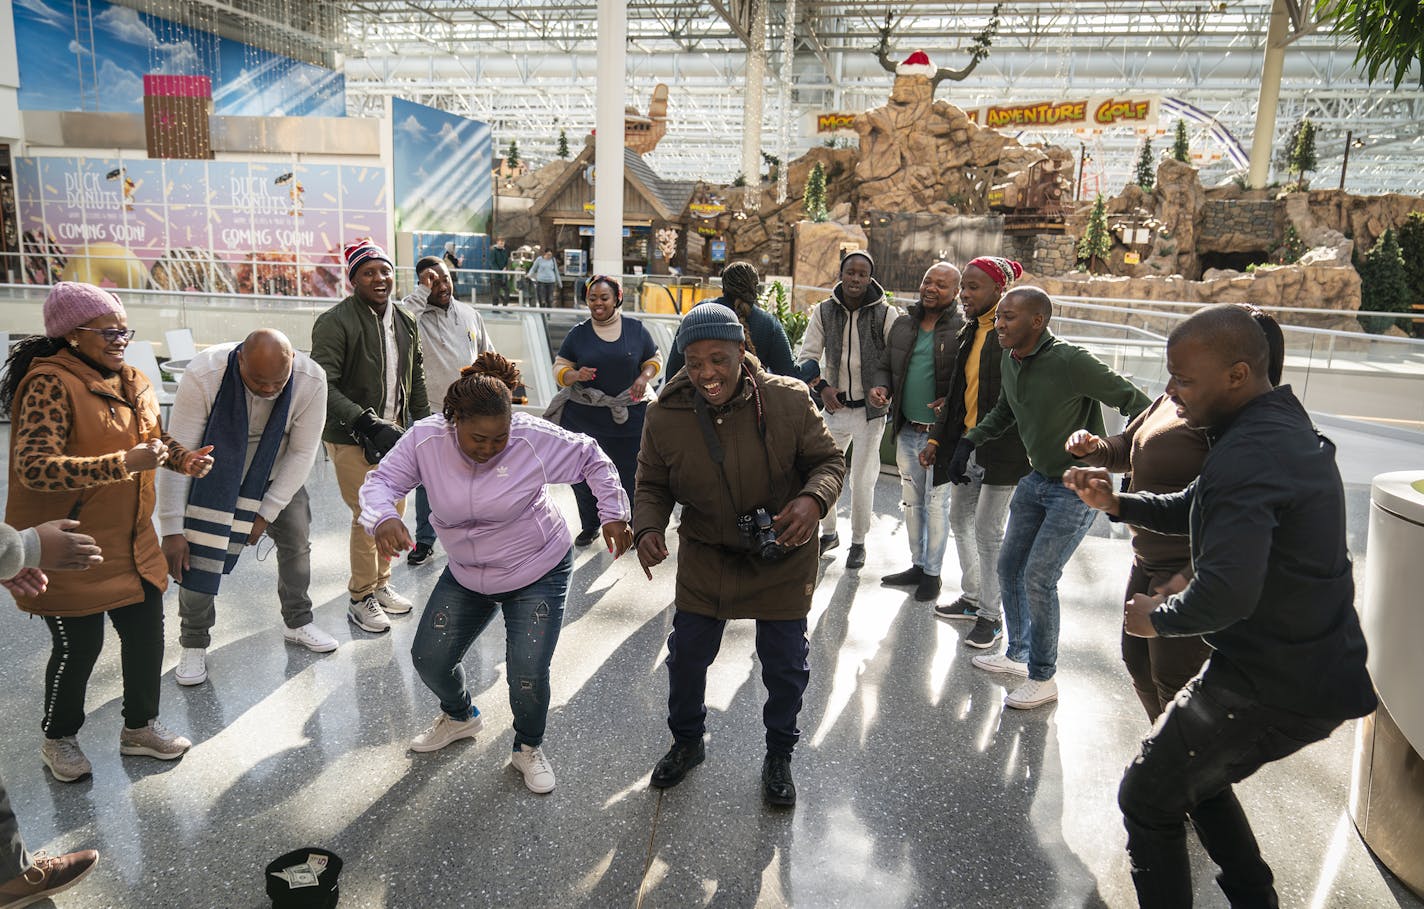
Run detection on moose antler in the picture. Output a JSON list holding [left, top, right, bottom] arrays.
[[874, 4, 1004, 90]]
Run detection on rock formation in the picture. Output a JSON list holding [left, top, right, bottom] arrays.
[[852, 74, 1073, 216]]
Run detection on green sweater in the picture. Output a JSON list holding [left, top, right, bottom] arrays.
[[966, 330, 1151, 479]]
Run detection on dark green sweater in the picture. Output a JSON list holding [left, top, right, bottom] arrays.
[[966, 330, 1151, 479]]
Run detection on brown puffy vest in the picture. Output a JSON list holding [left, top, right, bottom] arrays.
[[4, 351, 168, 617]]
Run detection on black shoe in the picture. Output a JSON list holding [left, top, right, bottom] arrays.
[[933, 597, 980, 622], [881, 565, 924, 587], [761, 753, 796, 807], [574, 528, 599, 547], [914, 573, 942, 602], [651, 740, 705, 789], [407, 543, 434, 566], [818, 532, 840, 555], [845, 543, 866, 569], [965, 616, 1003, 649]]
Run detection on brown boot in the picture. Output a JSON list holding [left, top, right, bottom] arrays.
[[0, 849, 99, 908]]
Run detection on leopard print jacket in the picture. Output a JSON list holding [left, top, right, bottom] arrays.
[[13, 373, 194, 492]]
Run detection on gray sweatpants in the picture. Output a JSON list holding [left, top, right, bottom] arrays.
[[1, 776, 31, 880], [178, 486, 313, 649]]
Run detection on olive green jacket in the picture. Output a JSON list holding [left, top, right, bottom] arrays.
[[311, 294, 431, 445]]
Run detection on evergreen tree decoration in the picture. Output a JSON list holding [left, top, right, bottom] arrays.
[[804, 162, 829, 222], [1134, 139, 1155, 191], [1077, 194, 1112, 273], [1358, 228, 1411, 332], [1273, 224, 1306, 265], [506, 140, 520, 169], [1397, 212, 1424, 316], [1172, 120, 1191, 163], [1286, 118, 1317, 189], [557, 129, 570, 159]]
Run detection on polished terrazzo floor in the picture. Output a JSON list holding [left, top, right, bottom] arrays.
[[1, 421, 1420, 909]]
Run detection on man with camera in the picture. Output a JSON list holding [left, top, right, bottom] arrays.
[[636, 304, 845, 807], [311, 239, 430, 635]]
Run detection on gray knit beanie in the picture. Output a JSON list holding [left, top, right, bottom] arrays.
[[675, 303, 745, 353]]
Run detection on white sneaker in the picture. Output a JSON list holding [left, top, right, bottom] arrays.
[[175, 647, 207, 686], [511, 744, 556, 794], [348, 596, 391, 633], [971, 652, 1030, 678], [410, 711, 484, 753], [1006, 677, 1059, 709], [373, 585, 413, 615], [283, 622, 339, 653]]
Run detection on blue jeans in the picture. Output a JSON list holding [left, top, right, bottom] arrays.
[[414, 485, 435, 547], [894, 425, 952, 576], [410, 551, 572, 748], [948, 451, 1016, 620], [998, 471, 1097, 681]]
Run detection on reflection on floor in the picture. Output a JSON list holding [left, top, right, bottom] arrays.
[[1, 455, 1419, 908]]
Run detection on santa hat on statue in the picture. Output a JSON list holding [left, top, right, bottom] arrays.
[[897, 50, 936, 78]]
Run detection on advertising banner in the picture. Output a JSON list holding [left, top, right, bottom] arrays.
[[13, 0, 343, 117], [15, 156, 389, 298], [392, 98, 494, 235]]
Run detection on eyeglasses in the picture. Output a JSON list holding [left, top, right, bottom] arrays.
[[75, 327, 136, 343]]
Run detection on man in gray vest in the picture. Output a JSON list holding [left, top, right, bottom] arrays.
[[796, 250, 899, 570]]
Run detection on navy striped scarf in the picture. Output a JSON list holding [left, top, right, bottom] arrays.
[[181, 345, 292, 595]]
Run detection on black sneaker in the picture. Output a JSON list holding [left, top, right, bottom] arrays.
[[965, 616, 1003, 649], [933, 597, 979, 622], [574, 528, 599, 547], [650, 740, 705, 789], [818, 532, 840, 555], [845, 543, 866, 569], [762, 753, 796, 807], [407, 543, 434, 566], [881, 565, 924, 587], [914, 574, 942, 602]]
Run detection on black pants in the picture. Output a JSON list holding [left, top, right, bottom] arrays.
[[1118, 675, 1339, 908], [42, 581, 164, 737], [1121, 561, 1212, 721], [665, 609, 810, 758], [572, 433, 640, 535]]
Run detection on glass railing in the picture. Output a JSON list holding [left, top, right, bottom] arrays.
[[3, 281, 1420, 432]]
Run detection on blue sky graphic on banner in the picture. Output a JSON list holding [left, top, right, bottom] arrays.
[[12, 0, 344, 117], [392, 98, 493, 234]]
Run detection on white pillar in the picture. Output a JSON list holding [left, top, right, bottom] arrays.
[[740, 0, 767, 212], [776, 0, 797, 204], [593, 0, 627, 276], [1247, 0, 1289, 188]]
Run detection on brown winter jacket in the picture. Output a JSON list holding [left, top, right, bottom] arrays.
[[5, 351, 176, 617], [634, 355, 846, 621]]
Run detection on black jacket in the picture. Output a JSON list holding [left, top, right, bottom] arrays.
[[1116, 386, 1375, 720], [883, 303, 962, 485], [940, 316, 1030, 487]]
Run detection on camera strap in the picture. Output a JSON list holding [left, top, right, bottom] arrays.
[[692, 364, 777, 515]]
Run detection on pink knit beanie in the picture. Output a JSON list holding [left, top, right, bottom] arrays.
[[43, 282, 126, 338]]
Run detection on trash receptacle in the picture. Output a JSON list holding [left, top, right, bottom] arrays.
[[1350, 471, 1424, 900]]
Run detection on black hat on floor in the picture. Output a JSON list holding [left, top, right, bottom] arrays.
[[266, 848, 343, 908]]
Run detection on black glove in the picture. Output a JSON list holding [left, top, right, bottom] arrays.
[[352, 409, 404, 463], [947, 438, 975, 485]]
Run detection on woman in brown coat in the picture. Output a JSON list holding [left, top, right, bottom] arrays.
[[1, 282, 214, 783]]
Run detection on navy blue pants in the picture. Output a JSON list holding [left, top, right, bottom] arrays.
[[572, 432, 640, 534], [665, 609, 810, 758]]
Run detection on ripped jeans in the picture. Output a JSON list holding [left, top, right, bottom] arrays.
[[410, 551, 572, 748]]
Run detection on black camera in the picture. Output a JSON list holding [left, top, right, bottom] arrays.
[[738, 507, 790, 561]]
